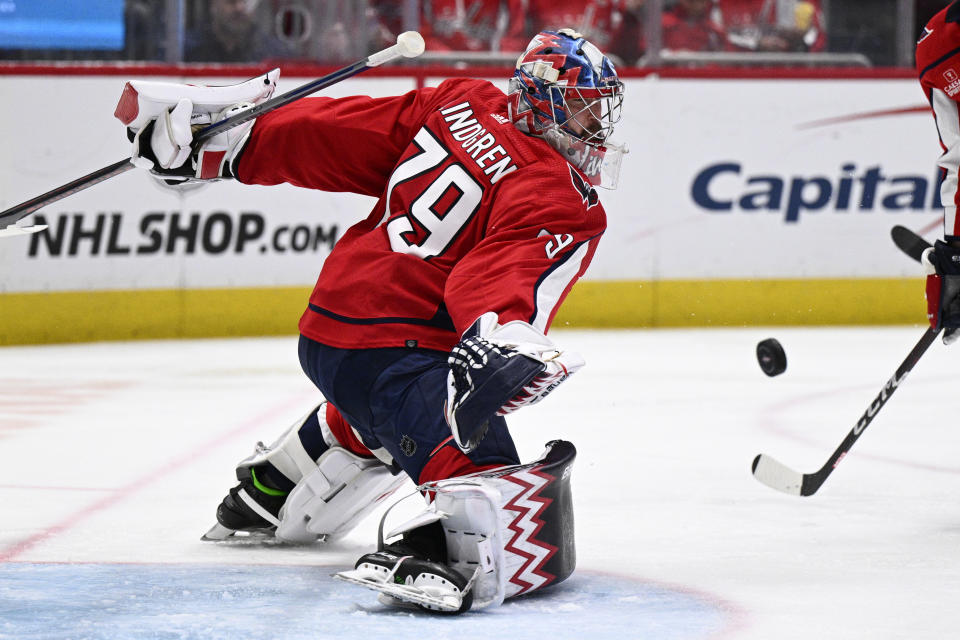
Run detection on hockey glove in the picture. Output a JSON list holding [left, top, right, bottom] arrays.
[[923, 239, 960, 345], [444, 312, 584, 452], [115, 70, 279, 185], [129, 101, 257, 184]]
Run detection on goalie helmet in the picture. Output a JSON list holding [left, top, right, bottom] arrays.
[[508, 28, 626, 189]]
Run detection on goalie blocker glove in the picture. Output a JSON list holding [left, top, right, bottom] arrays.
[[923, 240, 960, 344], [444, 312, 584, 452]]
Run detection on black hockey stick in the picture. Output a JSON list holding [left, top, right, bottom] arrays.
[[0, 32, 425, 238], [751, 326, 939, 496], [891, 224, 932, 262]]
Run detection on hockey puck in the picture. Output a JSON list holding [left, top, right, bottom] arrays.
[[756, 338, 787, 377]]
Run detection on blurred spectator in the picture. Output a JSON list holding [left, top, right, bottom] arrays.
[[825, 0, 897, 66], [718, 0, 825, 52], [607, 0, 647, 65], [370, 0, 644, 62], [526, 0, 624, 51], [416, 0, 522, 52], [525, 0, 647, 66], [365, 3, 400, 54], [125, 0, 165, 60], [317, 21, 352, 62], [185, 0, 292, 63], [662, 0, 727, 51]]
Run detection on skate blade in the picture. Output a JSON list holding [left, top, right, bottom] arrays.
[[201, 523, 282, 545], [201, 523, 235, 541], [334, 569, 462, 612]]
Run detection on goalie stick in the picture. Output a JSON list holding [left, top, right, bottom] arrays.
[[0, 31, 425, 239], [752, 225, 938, 496]]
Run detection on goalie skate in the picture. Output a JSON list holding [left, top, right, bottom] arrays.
[[201, 472, 285, 542], [334, 551, 476, 614]]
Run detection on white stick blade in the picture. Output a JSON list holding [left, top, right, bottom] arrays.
[[0, 224, 47, 238], [751, 454, 803, 495]]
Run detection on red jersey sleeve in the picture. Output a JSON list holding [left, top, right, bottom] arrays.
[[236, 87, 438, 197], [444, 164, 605, 335], [917, 2, 960, 238]]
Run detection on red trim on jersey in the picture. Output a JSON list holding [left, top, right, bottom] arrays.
[[324, 402, 373, 458]]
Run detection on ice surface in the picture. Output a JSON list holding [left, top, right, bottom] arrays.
[[1, 327, 958, 638]]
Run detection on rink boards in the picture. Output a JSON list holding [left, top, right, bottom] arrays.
[[0, 68, 935, 343]]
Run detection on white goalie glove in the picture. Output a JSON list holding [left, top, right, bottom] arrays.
[[445, 311, 584, 452], [114, 69, 280, 183]]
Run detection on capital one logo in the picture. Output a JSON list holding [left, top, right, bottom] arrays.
[[945, 68, 959, 84]]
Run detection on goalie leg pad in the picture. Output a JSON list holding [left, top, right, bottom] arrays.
[[236, 402, 340, 489], [205, 402, 398, 542], [335, 440, 577, 611], [426, 440, 576, 607], [275, 447, 406, 544]]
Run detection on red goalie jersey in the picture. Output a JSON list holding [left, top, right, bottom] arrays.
[[236, 78, 606, 352]]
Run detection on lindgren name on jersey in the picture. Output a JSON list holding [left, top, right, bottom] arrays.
[[439, 102, 518, 184]]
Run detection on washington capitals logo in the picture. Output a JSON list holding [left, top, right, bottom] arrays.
[[569, 166, 599, 208]]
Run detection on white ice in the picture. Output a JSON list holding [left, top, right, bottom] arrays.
[[1, 326, 958, 639]]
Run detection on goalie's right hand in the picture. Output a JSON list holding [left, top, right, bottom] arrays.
[[923, 240, 960, 344]]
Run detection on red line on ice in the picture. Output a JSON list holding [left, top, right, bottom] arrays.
[[0, 391, 314, 562]]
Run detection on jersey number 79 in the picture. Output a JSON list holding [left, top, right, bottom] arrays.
[[385, 128, 484, 260]]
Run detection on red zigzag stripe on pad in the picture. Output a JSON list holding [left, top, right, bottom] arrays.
[[501, 468, 558, 594]]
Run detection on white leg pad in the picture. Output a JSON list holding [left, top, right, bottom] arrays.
[[238, 404, 333, 484], [377, 482, 508, 610], [276, 447, 406, 544], [380, 440, 578, 609], [433, 483, 508, 609]]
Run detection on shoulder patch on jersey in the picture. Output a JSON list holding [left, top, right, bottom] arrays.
[[568, 165, 600, 209], [945, 68, 960, 96]]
